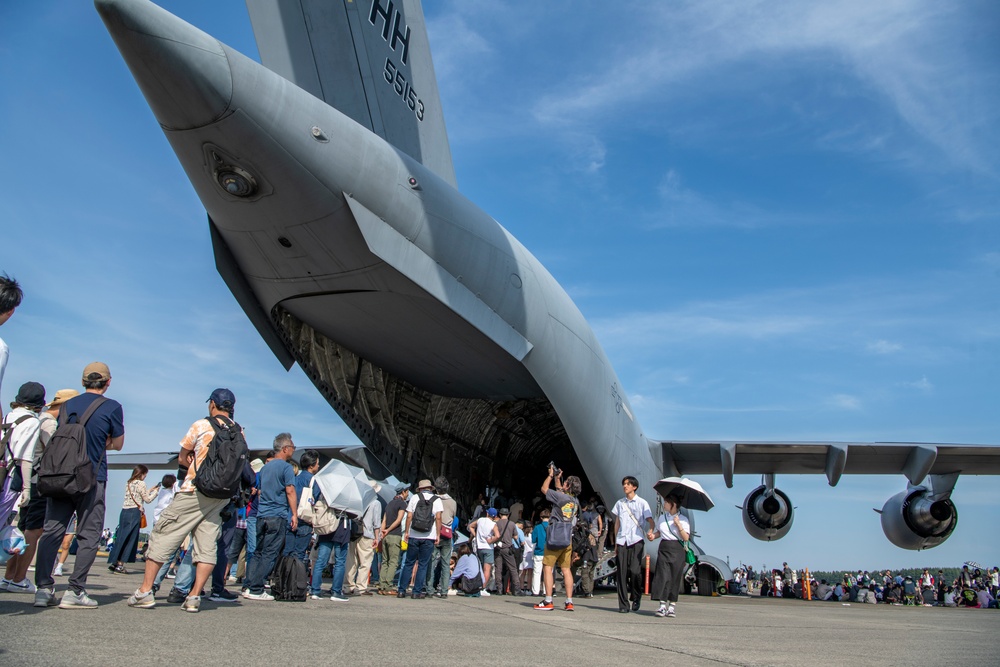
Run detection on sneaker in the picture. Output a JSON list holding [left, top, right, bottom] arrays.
[[480, 590, 491, 597], [309, 594, 325, 600], [447, 589, 458, 596], [113, 565, 130, 575], [655, 607, 668, 617], [59, 589, 98, 609], [165, 572, 176, 579], [181, 595, 201, 613], [0, 578, 9, 591], [166, 588, 187, 603], [242, 590, 274, 601], [227, 575, 237, 584], [432, 592, 444, 599], [666, 606, 676, 618], [53, 564, 64, 577], [534, 600, 554, 610], [5, 578, 36, 594], [564, 601, 575, 611], [329, 593, 350, 602], [34, 587, 57, 608], [209, 588, 240, 602], [128, 589, 156, 609]]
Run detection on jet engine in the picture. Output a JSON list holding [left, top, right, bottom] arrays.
[[879, 488, 957, 550], [741, 484, 794, 541]]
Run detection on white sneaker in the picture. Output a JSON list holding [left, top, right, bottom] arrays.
[[128, 588, 156, 609], [480, 590, 491, 597], [0, 578, 9, 592], [447, 589, 458, 596], [242, 590, 274, 601], [6, 578, 37, 594], [181, 595, 201, 613], [53, 564, 64, 577], [59, 589, 98, 609]]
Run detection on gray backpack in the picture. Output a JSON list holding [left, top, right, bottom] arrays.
[[36, 398, 106, 499]]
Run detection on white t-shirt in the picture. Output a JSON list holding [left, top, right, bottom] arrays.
[[405, 491, 444, 541], [3, 407, 41, 463], [612, 495, 653, 546], [0, 337, 8, 417], [153, 482, 179, 524], [656, 512, 691, 541], [474, 517, 497, 550]]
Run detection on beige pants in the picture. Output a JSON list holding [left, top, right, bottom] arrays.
[[146, 491, 229, 565], [344, 536, 375, 591]]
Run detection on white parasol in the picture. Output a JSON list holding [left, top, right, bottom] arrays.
[[313, 459, 377, 519], [653, 476, 715, 511]]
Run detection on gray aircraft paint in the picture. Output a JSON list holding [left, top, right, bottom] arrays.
[[97, 0, 1000, 553]]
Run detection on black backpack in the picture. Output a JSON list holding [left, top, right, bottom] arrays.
[[192, 415, 249, 499], [410, 492, 438, 532], [271, 555, 309, 601], [36, 398, 106, 499]]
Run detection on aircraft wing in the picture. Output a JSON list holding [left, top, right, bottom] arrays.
[[108, 445, 395, 481], [655, 440, 1000, 488], [245, 0, 457, 187]]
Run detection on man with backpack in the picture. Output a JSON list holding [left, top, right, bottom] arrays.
[[34, 362, 124, 610], [396, 479, 442, 598], [534, 465, 581, 611], [126, 388, 245, 612]]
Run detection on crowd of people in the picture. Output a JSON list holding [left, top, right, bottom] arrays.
[[743, 562, 999, 608], [0, 342, 694, 618]]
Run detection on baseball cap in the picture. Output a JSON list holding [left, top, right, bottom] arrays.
[[207, 388, 236, 412], [487, 508, 498, 517], [394, 483, 409, 494], [13, 381, 45, 409], [82, 362, 111, 383], [46, 389, 79, 409]]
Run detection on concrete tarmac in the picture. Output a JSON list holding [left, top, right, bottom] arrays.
[[1, 562, 995, 666]]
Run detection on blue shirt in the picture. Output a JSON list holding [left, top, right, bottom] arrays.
[[294, 470, 313, 508], [449, 554, 483, 585], [61, 392, 125, 483], [532, 521, 548, 555], [256, 459, 294, 519]]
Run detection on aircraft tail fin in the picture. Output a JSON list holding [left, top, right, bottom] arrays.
[[246, 0, 456, 187]]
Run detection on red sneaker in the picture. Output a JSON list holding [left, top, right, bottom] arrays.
[[564, 601, 575, 611], [534, 601, 554, 610]]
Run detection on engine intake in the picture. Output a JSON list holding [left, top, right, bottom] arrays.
[[879, 488, 957, 550], [741, 485, 793, 541]]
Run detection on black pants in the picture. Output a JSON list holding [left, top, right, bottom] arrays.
[[494, 547, 521, 593], [616, 540, 644, 610], [211, 511, 237, 594], [34, 481, 106, 594], [651, 539, 686, 604]]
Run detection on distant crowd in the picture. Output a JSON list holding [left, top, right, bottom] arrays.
[[735, 562, 999, 608]]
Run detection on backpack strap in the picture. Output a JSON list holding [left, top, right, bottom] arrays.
[[2, 414, 34, 467], [70, 396, 109, 429]]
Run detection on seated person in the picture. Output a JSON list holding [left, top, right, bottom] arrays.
[[943, 586, 957, 607], [449, 543, 484, 596], [815, 580, 833, 601]]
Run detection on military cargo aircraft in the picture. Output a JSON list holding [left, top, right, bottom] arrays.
[[97, 0, 1000, 582]]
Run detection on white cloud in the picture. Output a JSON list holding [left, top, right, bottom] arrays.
[[902, 376, 933, 392], [829, 393, 862, 410], [530, 0, 998, 174], [867, 340, 903, 354]]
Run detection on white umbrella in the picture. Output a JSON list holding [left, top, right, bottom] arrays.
[[653, 477, 715, 511], [313, 459, 377, 519]]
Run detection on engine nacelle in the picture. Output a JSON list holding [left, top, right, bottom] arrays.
[[742, 485, 794, 541], [880, 488, 958, 550]]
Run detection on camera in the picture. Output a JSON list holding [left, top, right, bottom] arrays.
[[548, 461, 562, 477]]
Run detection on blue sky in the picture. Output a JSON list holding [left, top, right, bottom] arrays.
[[1, 1, 997, 571]]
